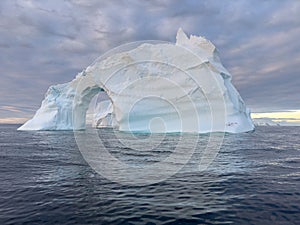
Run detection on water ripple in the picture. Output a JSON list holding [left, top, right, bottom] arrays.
[[0, 125, 299, 224]]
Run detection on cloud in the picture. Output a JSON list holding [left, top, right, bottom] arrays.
[[1, 106, 22, 113], [0, 117, 28, 124], [0, 0, 299, 121]]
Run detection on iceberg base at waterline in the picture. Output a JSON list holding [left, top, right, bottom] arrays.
[[18, 28, 255, 133]]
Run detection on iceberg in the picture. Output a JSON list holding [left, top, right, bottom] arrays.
[[18, 28, 254, 133]]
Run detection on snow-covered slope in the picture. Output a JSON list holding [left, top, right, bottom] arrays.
[[18, 28, 254, 133]]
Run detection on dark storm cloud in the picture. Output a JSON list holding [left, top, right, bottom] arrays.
[[0, 0, 299, 120]]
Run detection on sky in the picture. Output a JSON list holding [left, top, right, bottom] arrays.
[[0, 0, 299, 124]]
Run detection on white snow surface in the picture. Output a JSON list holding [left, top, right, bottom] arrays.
[[18, 28, 254, 133]]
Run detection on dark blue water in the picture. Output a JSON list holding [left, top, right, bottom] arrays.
[[0, 124, 299, 224]]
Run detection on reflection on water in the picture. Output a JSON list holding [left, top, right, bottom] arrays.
[[0, 124, 299, 224]]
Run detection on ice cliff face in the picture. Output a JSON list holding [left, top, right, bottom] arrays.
[[18, 28, 254, 133]]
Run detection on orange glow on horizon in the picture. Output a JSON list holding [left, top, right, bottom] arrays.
[[252, 110, 300, 124]]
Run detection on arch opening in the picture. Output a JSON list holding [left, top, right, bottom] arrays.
[[87, 91, 115, 129]]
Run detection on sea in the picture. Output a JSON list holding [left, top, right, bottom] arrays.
[[0, 124, 299, 224]]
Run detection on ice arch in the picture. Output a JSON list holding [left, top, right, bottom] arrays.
[[18, 29, 254, 133]]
